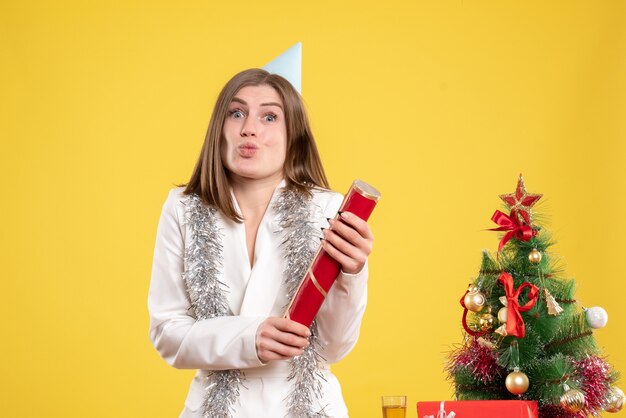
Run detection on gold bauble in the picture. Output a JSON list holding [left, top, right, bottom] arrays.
[[497, 307, 508, 323], [505, 370, 529, 395], [560, 388, 585, 413], [479, 313, 496, 331], [464, 286, 486, 312], [606, 387, 625, 413], [528, 248, 542, 264]]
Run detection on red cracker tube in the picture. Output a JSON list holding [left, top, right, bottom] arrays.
[[284, 179, 381, 327]]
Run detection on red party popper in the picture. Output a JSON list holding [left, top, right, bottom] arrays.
[[284, 179, 381, 327]]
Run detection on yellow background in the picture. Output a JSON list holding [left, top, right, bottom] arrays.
[[1, 1, 625, 417]]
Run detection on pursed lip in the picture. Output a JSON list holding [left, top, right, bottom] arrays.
[[237, 141, 259, 157], [238, 141, 259, 150]]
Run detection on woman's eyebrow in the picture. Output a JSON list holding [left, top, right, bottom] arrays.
[[230, 97, 247, 106], [260, 102, 283, 111], [230, 97, 283, 111]]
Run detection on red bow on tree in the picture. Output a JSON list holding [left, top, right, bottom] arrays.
[[490, 210, 536, 252], [496, 272, 539, 338]]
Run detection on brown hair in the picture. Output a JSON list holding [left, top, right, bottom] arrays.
[[183, 68, 329, 222]]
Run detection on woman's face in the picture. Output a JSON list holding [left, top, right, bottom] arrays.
[[221, 84, 287, 184]]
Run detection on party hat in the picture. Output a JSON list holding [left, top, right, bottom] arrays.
[[263, 42, 302, 93]]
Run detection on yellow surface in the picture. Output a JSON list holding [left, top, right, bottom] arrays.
[[1, 1, 625, 417]]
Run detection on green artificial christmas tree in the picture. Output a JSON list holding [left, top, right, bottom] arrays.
[[447, 175, 624, 417]]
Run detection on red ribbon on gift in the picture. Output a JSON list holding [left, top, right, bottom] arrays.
[[498, 272, 539, 338], [490, 210, 536, 252], [459, 290, 488, 338]]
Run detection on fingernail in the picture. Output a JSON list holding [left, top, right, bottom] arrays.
[[341, 212, 349, 219]]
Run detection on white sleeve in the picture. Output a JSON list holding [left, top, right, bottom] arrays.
[[147, 189, 265, 370], [314, 191, 369, 364]]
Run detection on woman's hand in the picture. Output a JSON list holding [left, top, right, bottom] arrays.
[[322, 211, 374, 274], [255, 317, 311, 363]]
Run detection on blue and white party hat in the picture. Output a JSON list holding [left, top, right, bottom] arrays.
[[263, 42, 302, 93]]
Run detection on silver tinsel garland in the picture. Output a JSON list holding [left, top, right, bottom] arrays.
[[182, 189, 330, 418], [182, 194, 244, 418], [273, 189, 331, 418]]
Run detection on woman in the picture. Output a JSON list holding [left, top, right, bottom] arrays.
[[148, 68, 373, 418]]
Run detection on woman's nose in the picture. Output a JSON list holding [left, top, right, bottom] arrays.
[[240, 117, 256, 137]]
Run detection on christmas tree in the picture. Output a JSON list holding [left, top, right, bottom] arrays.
[[447, 175, 624, 417]]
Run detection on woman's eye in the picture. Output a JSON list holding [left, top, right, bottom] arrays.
[[264, 113, 277, 122], [229, 110, 245, 119]]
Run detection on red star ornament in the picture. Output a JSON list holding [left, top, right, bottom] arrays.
[[499, 175, 542, 226]]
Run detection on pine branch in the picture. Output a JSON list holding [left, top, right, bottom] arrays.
[[542, 376, 569, 385], [526, 354, 577, 406], [544, 331, 593, 351], [456, 384, 504, 393], [479, 269, 503, 275]]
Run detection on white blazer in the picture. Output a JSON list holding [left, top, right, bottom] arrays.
[[148, 181, 368, 418]]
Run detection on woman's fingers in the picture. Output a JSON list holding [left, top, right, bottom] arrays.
[[256, 340, 304, 361], [321, 212, 374, 274], [337, 212, 374, 241], [321, 238, 364, 274], [328, 214, 373, 254], [323, 227, 366, 262], [327, 218, 364, 249], [255, 317, 311, 362], [271, 316, 311, 337], [258, 318, 310, 347]]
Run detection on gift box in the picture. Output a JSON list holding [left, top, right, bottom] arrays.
[[417, 400, 538, 418]]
